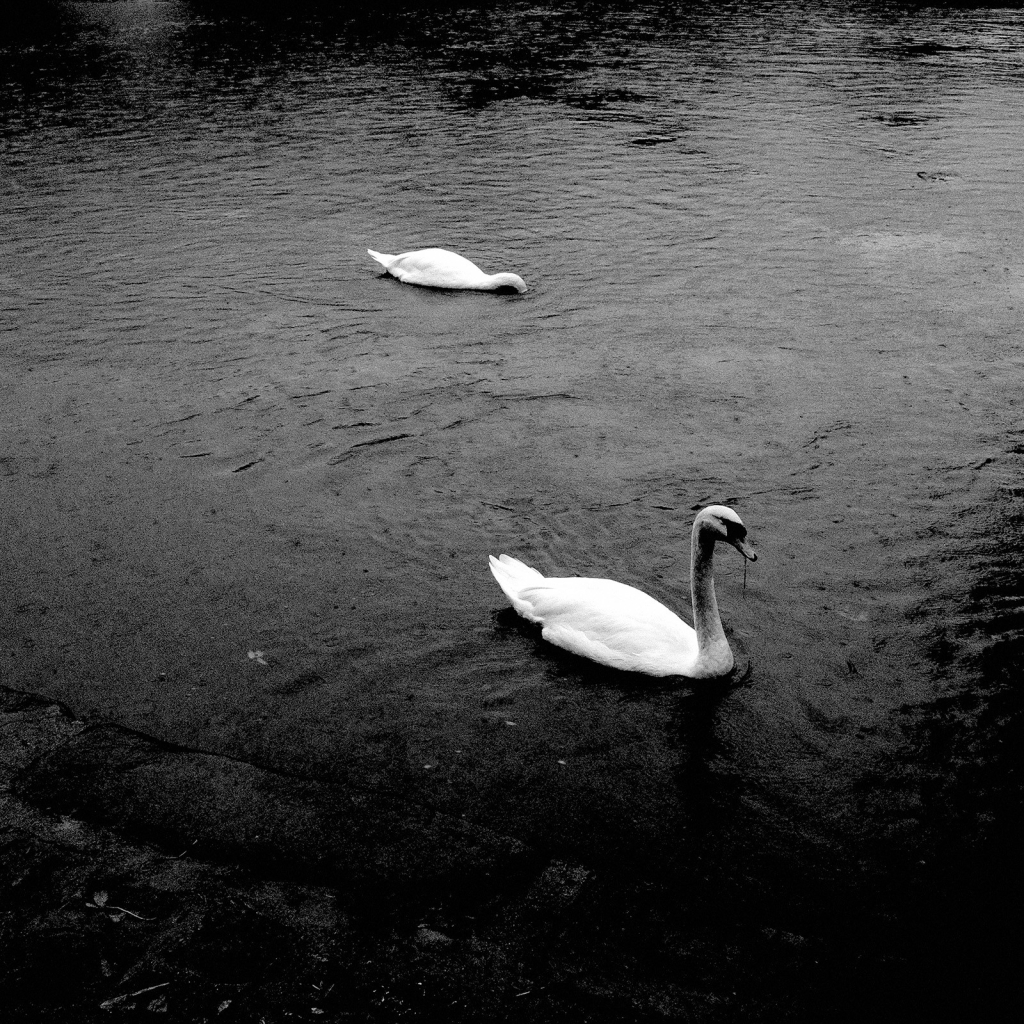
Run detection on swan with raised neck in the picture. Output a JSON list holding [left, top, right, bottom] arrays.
[[488, 505, 756, 678], [367, 247, 527, 293]]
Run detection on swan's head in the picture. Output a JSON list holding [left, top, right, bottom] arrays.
[[490, 272, 528, 294], [698, 505, 757, 561]]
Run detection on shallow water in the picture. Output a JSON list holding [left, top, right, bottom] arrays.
[[2, 0, 1023, 1017]]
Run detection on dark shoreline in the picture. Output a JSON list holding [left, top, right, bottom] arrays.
[[4, 682, 1020, 1024], [0, 684, 550, 1022]]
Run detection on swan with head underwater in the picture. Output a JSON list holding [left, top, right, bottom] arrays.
[[489, 505, 757, 679], [367, 247, 527, 293]]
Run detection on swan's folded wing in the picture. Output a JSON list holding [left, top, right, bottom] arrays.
[[515, 577, 698, 671], [390, 249, 486, 288], [385, 254, 427, 285]]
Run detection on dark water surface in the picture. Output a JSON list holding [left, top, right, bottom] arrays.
[[2, 1, 1023, 1019]]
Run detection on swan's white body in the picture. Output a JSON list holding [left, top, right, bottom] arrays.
[[489, 505, 756, 678], [367, 247, 527, 293]]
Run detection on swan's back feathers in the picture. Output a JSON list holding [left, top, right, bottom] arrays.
[[519, 577, 694, 646], [366, 249, 393, 268], [374, 248, 488, 288]]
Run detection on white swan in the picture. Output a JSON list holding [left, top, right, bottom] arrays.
[[489, 505, 756, 678], [367, 247, 527, 293]]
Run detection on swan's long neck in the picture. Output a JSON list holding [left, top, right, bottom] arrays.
[[690, 525, 733, 676], [487, 272, 528, 293]]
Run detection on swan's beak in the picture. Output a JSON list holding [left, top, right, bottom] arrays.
[[732, 537, 757, 562]]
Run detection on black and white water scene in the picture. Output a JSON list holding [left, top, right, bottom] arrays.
[[2, 1, 1022, 1021]]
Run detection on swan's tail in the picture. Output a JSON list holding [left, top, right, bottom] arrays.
[[490, 553, 543, 580], [489, 554, 545, 620], [367, 249, 394, 268], [489, 552, 543, 592]]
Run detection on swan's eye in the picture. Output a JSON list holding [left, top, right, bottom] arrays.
[[723, 519, 745, 541]]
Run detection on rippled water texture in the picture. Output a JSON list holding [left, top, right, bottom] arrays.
[[2, 1, 1023, 1018]]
